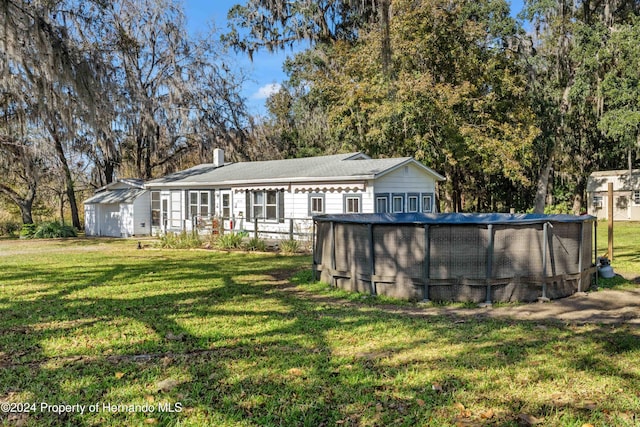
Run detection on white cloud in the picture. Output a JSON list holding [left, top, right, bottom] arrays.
[[252, 83, 282, 100]]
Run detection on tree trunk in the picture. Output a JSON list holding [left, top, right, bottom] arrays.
[[379, 0, 392, 78], [59, 191, 66, 225], [0, 184, 35, 224], [0, 142, 38, 224], [533, 150, 554, 214], [572, 184, 584, 214], [104, 160, 116, 185], [51, 129, 81, 229]]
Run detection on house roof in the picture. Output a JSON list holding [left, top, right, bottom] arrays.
[[587, 169, 640, 192], [145, 152, 445, 188]]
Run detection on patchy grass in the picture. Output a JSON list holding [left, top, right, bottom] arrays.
[[0, 239, 639, 426]]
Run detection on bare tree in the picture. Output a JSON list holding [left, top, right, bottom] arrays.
[[104, 0, 248, 179], [1, 0, 112, 225]]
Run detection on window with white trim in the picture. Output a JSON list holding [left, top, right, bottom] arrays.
[[189, 191, 211, 220], [633, 191, 640, 205], [422, 193, 433, 213], [407, 194, 419, 213], [375, 193, 389, 213], [250, 190, 284, 221], [392, 194, 404, 213], [344, 194, 362, 213], [309, 193, 325, 215]]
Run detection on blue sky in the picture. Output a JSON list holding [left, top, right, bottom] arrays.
[[183, 0, 295, 116], [183, 0, 526, 116]]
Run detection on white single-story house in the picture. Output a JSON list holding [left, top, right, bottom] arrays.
[[586, 169, 640, 220], [84, 179, 151, 237], [144, 149, 445, 238]]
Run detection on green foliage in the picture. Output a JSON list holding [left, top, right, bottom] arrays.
[[19, 223, 37, 238], [597, 17, 640, 150], [216, 232, 244, 250], [543, 202, 573, 215], [32, 222, 77, 238], [158, 231, 202, 249], [0, 221, 20, 237], [243, 236, 267, 252], [269, 0, 538, 212], [290, 269, 314, 284], [279, 238, 300, 254]]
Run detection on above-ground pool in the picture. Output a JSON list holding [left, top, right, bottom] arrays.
[[312, 213, 597, 303]]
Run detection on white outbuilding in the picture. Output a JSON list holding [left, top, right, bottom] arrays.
[[587, 169, 640, 220], [84, 179, 151, 237]]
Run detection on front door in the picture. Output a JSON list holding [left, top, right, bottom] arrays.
[[220, 190, 233, 231]]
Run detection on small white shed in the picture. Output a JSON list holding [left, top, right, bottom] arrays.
[[84, 179, 151, 237], [586, 169, 640, 221]]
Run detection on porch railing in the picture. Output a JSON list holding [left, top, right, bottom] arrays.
[[188, 215, 314, 241]]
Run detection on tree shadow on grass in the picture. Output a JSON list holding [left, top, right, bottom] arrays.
[[0, 247, 639, 426]]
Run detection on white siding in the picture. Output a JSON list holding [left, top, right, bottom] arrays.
[[372, 163, 437, 213], [120, 204, 134, 236], [132, 191, 151, 235], [84, 205, 97, 236], [146, 162, 438, 238], [374, 163, 437, 194], [100, 204, 121, 237]]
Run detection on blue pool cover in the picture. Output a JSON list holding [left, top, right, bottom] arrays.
[[313, 213, 596, 225]]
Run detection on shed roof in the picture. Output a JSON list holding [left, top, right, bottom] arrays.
[[84, 188, 146, 205], [587, 169, 640, 192], [145, 152, 445, 188]]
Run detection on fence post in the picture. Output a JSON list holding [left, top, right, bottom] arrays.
[[289, 218, 294, 240], [594, 220, 598, 288], [330, 221, 336, 287], [254, 217, 258, 240], [541, 222, 549, 301], [577, 221, 584, 292], [423, 225, 430, 302], [312, 220, 317, 281], [484, 224, 494, 306], [368, 223, 376, 296], [608, 181, 613, 261]]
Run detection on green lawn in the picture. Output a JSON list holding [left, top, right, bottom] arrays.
[[596, 220, 640, 287], [0, 238, 639, 426]]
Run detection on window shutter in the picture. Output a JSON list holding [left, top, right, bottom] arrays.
[[278, 190, 285, 223], [246, 190, 252, 220]]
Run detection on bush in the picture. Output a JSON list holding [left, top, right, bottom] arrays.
[[32, 222, 77, 238], [544, 202, 573, 215], [0, 221, 21, 237], [279, 239, 300, 254], [20, 223, 38, 239], [243, 237, 267, 252], [158, 231, 201, 249], [216, 232, 244, 250]]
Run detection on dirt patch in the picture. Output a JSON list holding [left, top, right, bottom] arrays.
[[473, 287, 640, 324], [355, 287, 639, 325], [284, 280, 640, 325]]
